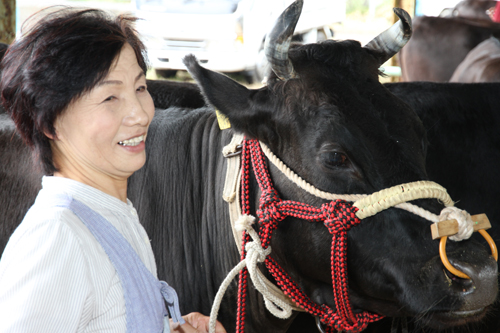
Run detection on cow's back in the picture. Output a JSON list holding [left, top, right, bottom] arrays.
[[450, 36, 500, 82], [400, 16, 500, 82]]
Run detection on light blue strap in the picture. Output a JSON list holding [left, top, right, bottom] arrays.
[[51, 195, 185, 332], [160, 281, 184, 324]]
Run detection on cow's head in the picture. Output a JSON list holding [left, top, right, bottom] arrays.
[[184, 1, 498, 330]]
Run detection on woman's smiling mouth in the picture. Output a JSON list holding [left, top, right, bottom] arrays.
[[118, 135, 145, 147]]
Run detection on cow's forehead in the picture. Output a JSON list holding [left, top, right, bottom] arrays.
[[286, 40, 381, 78]]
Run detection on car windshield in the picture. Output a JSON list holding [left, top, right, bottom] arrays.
[[136, 0, 242, 14]]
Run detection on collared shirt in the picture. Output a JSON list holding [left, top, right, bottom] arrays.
[[0, 176, 157, 332]]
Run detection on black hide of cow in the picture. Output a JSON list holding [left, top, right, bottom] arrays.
[[146, 79, 205, 110], [399, 16, 500, 82], [0, 114, 42, 253], [386, 82, 500, 233]]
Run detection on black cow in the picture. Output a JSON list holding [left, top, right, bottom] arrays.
[[129, 3, 497, 331], [1, 3, 498, 333], [399, 15, 500, 82]]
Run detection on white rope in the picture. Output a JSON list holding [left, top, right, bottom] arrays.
[[208, 215, 294, 333], [439, 207, 474, 241], [209, 258, 246, 333], [259, 142, 365, 202], [259, 141, 474, 242]]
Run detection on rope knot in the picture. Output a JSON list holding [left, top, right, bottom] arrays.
[[246, 240, 272, 263], [322, 200, 361, 234], [260, 188, 281, 207], [439, 207, 473, 241], [235, 214, 256, 233], [258, 188, 284, 224]]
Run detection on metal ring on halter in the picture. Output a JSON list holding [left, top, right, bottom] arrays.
[[439, 229, 498, 279]]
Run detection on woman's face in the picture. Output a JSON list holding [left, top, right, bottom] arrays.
[[52, 43, 155, 181]]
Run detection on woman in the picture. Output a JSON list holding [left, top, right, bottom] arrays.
[[0, 7, 225, 333]]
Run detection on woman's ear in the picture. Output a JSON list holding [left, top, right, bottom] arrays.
[[44, 131, 56, 140], [43, 120, 59, 140]]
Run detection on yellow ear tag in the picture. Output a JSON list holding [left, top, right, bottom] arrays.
[[216, 109, 231, 130]]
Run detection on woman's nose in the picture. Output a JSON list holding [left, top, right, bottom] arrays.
[[124, 94, 152, 126]]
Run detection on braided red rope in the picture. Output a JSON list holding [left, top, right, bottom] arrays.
[[236, 139, 383, 332]]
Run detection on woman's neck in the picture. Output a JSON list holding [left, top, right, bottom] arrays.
[[53, 168, 129, 203]]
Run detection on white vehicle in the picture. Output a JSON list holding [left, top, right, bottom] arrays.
[[133, 0, 346, 82]]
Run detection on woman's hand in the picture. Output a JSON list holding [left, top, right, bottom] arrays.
[[170, 312, 226, 333]]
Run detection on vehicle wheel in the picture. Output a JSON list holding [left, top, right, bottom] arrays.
[[155, 69, 177, 79]]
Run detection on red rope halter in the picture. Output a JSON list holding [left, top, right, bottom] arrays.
[[236, 139, 383, 332]]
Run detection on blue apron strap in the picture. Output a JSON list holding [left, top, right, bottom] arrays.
[[51, 194, 185, 333]]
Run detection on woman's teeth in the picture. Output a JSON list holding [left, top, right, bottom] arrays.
[[118, 135, 144, 147]]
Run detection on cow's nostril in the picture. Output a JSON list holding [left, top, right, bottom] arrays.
[[443, 269, 474, 292]]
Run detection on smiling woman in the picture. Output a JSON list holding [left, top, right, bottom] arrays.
[[0, 7, 225, 333], [50, 44, 154, 201]]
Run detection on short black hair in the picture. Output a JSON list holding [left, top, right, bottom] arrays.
[[0, 7, 148, 175]]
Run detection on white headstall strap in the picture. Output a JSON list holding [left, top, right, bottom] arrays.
[[222, 133, 245, 253], [221, 133, 304, 315]]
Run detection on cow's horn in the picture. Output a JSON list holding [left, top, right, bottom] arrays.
[[364, 8, 412, 64], [264, 0, 303, 81]]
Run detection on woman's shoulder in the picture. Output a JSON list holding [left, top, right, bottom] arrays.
[[0, 199, 127, 333], [11, 198, 85, 246], [1, 194, 112, 275]]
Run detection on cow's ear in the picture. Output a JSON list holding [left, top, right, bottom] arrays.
[[184, 54, 275, 138]]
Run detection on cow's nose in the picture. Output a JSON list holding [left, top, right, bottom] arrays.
[[445, 255, 498, 308]]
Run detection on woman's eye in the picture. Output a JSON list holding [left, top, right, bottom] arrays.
[[137, 85, 146, 92], [321, 151, 348, 168], [103, 96, 115, 102]]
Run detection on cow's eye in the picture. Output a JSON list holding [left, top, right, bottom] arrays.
[[320, 151, 348, 168]]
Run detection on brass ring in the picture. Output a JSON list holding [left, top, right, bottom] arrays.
[[478, 229, 498, 261], [439, 230, 498, 280]]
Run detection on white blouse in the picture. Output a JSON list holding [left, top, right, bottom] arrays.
[[0, 176, 158, 332]]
